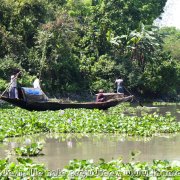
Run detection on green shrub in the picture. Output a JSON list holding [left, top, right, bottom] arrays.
[[14, 142, 44, 156], [0, 78, 7, 92]]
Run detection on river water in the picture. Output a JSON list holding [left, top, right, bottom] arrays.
[[0, 104, 179, 170]]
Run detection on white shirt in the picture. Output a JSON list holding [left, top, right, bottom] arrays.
[[115, 79, 123, 86], [33, 78, 41, 89], [10, 75, 17, 88]]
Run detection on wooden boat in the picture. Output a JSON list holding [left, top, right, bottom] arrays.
[[0, 87, 133, 111]]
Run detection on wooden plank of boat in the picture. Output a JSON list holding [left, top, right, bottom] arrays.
[[96, 93, 124, 101], [0, 95, 133, 111]]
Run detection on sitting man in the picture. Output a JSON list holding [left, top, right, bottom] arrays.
[[96, 89, 106, 102]]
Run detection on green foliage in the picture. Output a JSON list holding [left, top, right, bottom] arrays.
[[0, 78, 7, 92], [63, 159, 180, 179], [32, 15, 82, 93], [0, 157, 179, 179], [0, 133, 5, 142], [0, 0, 178, 98], [14, 142, 44, 156], [19, 71, 36, 87], [102, 0, 166, 34], [90, 54, 116, 92], [0, 26, 26, 58], [0, 104, 179, 138], [0, 57, 20, 78], [160, 27, 180, 60], [0, 56, 36, 89], [142, 55, 178, 96], [0, 158, 48, 178], [159, 27, 180, 94]]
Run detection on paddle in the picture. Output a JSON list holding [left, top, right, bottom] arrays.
[[123, 86, 143, 107]]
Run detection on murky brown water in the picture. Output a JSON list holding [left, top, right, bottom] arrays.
[[0, 104, 179, 170], [146, 104, 180, 121], [0, 133, 179, 170]]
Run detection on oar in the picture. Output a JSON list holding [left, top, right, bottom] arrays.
[[0, 71, 21, 97], [123, 86, 143, 107]]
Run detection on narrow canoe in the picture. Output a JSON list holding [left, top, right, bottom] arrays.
[[0, 95, 134, 111]]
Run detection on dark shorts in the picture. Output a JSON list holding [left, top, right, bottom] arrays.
[[117, 86, 124, 93], [9, 87, 16, 98]]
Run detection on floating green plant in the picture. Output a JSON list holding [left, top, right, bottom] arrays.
[[0, 104, 179, 138], [0, 134, 5, 142], [0, 157, 179, 179], [14, 142, 44, 156]]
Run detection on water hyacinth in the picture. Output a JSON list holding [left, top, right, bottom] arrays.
[[67, 118, 72, 124], [0, 134, 5, 142], [14, 142, 44, 156], [0, 157, 179, 179], [59, 110, 65, 116], [0, 103, 179, 138], [0, 103, 179, 179], [25, 138, 31, 145]]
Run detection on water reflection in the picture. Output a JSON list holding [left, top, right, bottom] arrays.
[[0, 133, 179, 170], [67, 141, 73, 148], [155, 104, 180, 121], [132, 103, 180, 121]]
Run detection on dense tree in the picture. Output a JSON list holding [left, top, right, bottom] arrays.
[[159, 27, 180, 95], [0, 0, 179, 99], [160, 27, 180, 60]]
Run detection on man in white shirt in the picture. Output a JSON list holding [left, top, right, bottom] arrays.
[[33, 75, 49, 101], [33, 76, 41, 89], [115, 78, 124, 94], [9, 71, 20, 98]]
